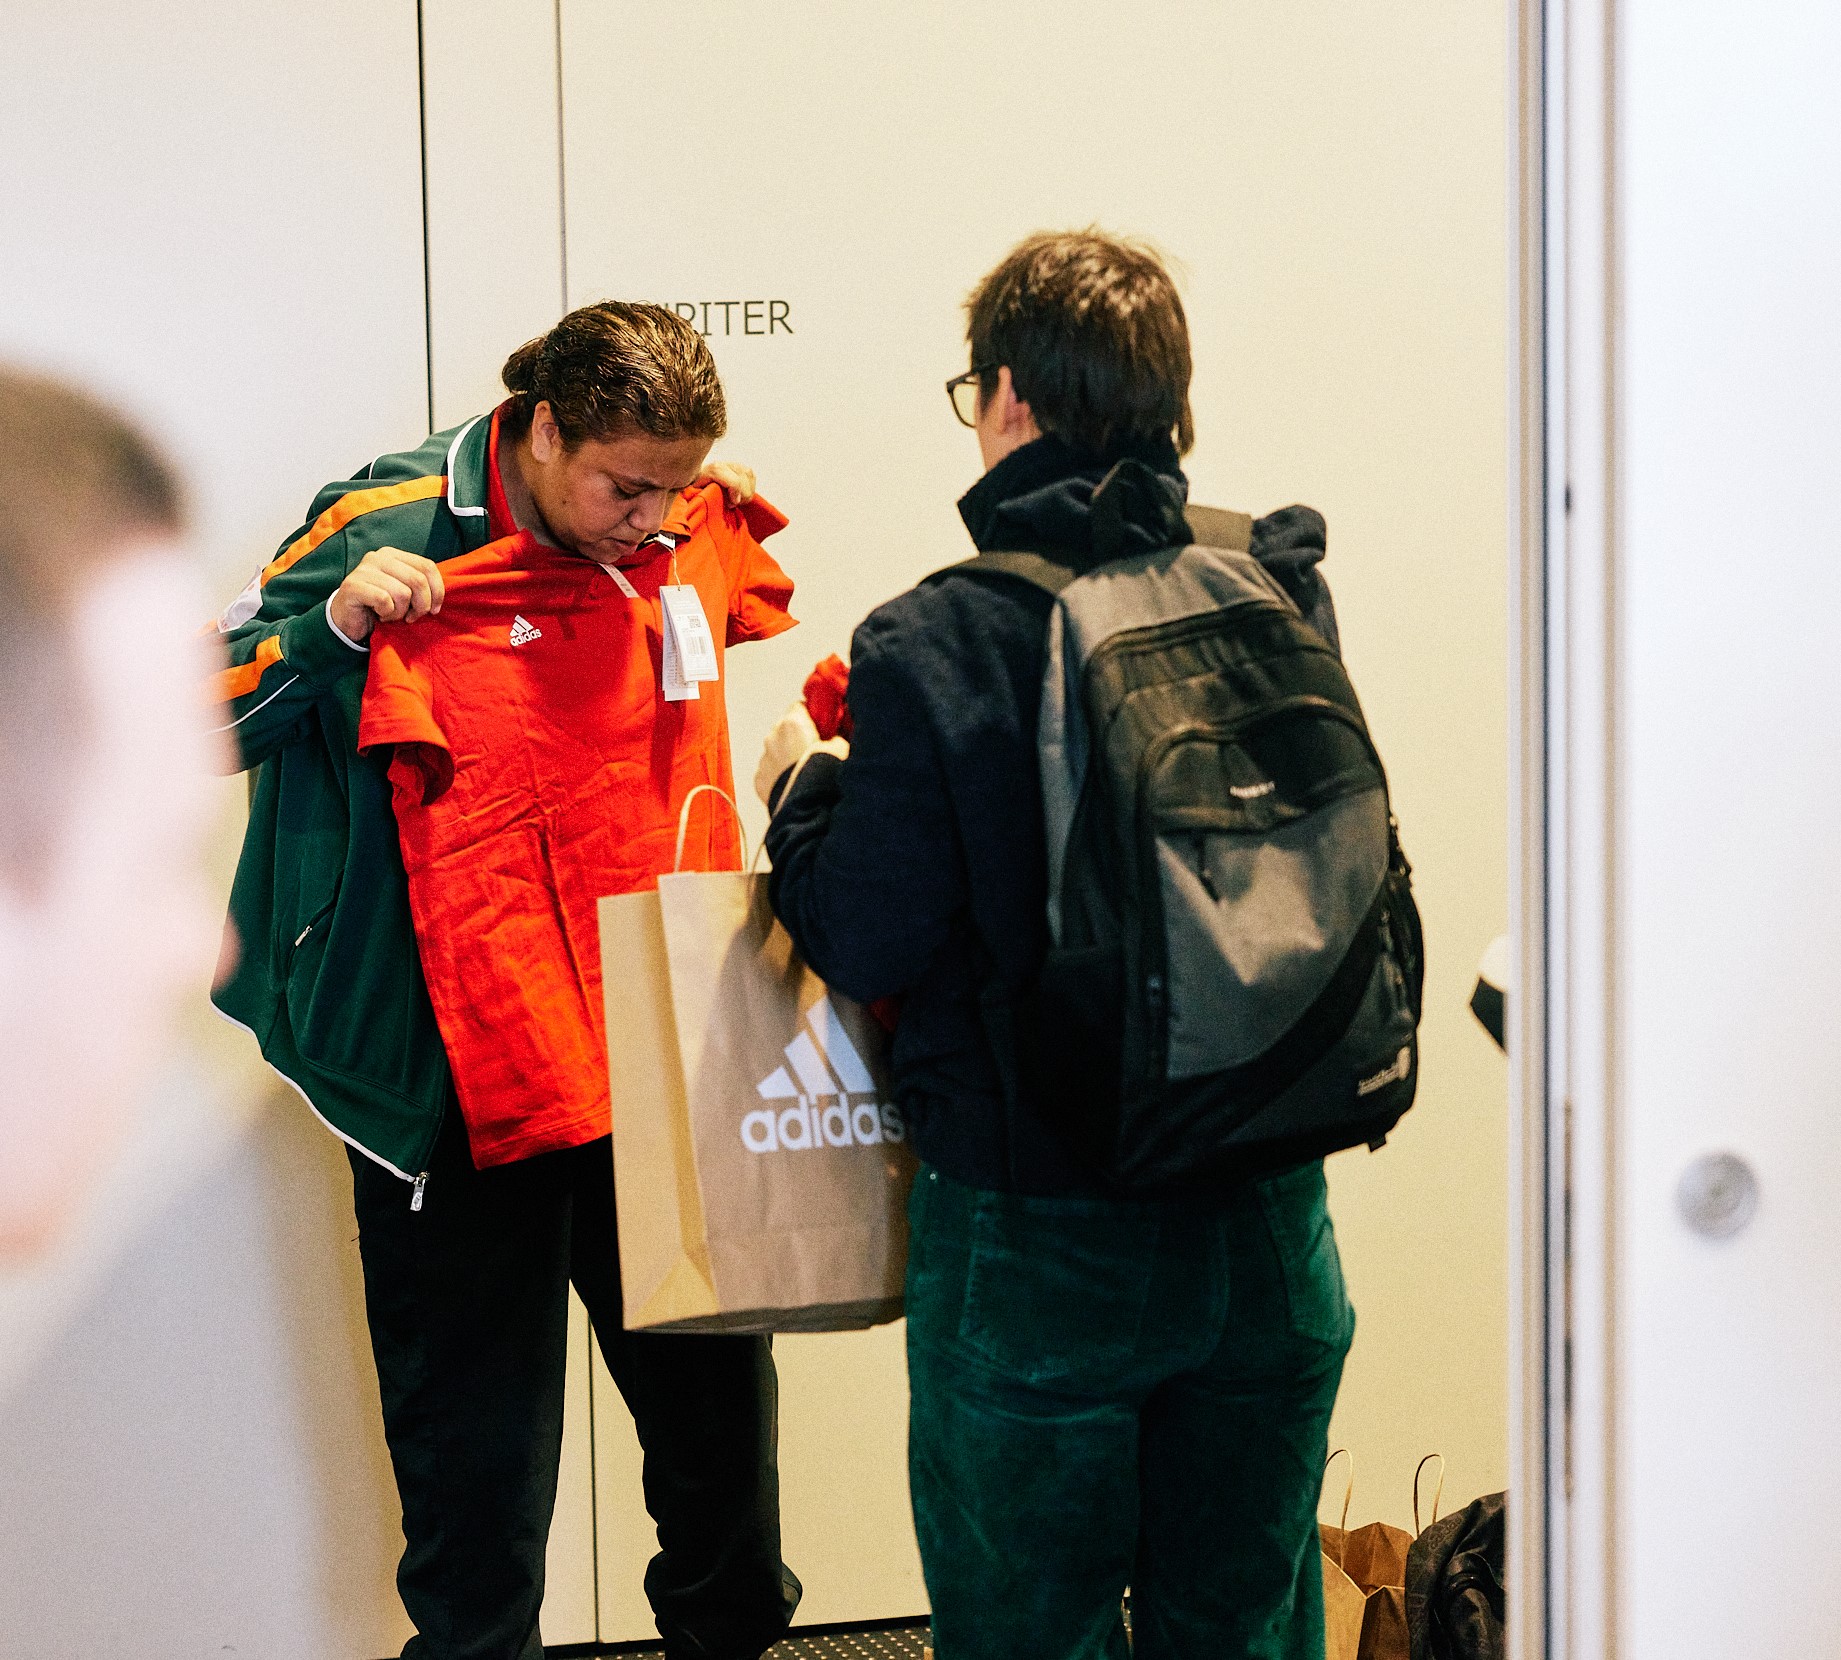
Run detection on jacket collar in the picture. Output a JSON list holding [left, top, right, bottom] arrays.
[[957, 432, 1189, 567], [442, 406, 499, 551]]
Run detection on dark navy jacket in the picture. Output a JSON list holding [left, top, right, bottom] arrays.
[[765, 434, 1335, 1194]]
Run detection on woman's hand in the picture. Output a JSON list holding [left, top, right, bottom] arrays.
[[696, 461, 757, 508], [328, 546, 445, 642], [754, 701, 848, 807]]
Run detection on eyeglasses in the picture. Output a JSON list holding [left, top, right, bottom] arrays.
[[946, 366, 994, 429]]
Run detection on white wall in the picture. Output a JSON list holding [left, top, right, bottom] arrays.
[[0, 2, 429, 1654]]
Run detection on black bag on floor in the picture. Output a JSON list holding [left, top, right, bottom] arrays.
[[1405, 1492, 1506, 1660]]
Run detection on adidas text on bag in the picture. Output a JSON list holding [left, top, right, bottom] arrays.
[[956, 481, 1425, 1192], [745, 996, 908, 1154]]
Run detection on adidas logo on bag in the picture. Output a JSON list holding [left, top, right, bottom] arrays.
[[743, 996, 905, 1155], [509, 614, 542, 647]]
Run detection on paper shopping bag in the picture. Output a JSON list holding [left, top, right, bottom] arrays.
[[599, 867, 915, 1333], [1323, 1552, 1367, 1660], [1321, 1450, 1415, 1660], [1357, 1585, 1408, 1660]]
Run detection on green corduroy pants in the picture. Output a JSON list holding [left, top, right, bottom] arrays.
[[905, 1160, 1354, 1660]]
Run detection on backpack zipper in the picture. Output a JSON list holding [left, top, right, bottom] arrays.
[[1079, 613, 1343, 822], [411, 1172, 428, 1212], [1080, 592, 1295, 686]]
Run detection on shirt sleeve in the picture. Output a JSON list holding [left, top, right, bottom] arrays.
[[765, 620, 967, 1001], [723, 495, 797, 646], [356, 626, 453, 804], [207, 518, 373, 771]]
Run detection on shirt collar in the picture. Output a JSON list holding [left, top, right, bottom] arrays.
[[441, 408, 496, 548], [485, 405, 518, 541]]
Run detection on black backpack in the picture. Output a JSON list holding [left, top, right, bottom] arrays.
[[963, 489, 1424, 1193], [1406, 1493, 1506, 1660]]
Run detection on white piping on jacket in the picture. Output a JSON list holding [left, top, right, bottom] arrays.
[[211, 1006, 416, 1182], [209, 674, 302, 734], [445, 416, 488, 518]]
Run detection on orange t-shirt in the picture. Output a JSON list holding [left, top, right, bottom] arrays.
[[358, 477, 796, 1167]]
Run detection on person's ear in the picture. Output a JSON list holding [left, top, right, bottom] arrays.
[[992, 368, 1041, 443], [529, 400, 563, 464]]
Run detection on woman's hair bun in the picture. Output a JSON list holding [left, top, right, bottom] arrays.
[[501, 334, 545, 396]]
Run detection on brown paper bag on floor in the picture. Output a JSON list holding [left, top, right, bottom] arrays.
[[1356, 1583, 1408, 1660], [1320, 1450, 1415, 1660], [1341, 1523, 1411, 1599], [1323, 1552, 1367, 1660], [599, 792, 915, 1332]]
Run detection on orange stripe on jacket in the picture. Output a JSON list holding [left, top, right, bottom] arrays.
[[262, 474, 446, 586], [210, 635, 284, 703]]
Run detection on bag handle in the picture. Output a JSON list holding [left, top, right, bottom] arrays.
[[1413, 1453, 1446, 1535], [1322, 1447, 1354, 1531], [673, 784, 751, 874]]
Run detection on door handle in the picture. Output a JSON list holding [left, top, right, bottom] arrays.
[[1676, 1152, 1760, 1239]]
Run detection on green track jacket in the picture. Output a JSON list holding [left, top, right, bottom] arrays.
[[211, 414, 502, 1182]]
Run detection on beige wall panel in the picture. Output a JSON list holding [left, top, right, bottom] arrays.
[[772, 1327, 926, 1622], [588, 1351, 655, 1640], [0, 0, 430, 1654], [423, 0, 567, 428], [544, 1296, 600, 1645], [561, 0, 1509, 1549], [0, 3, 429, 596]]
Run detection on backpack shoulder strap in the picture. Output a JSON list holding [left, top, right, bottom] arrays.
[[929, 506, 1255, 597], [924, 549, 1081, 597], [1184, 504, 1255, 552], [937, 514, 1256, 596]]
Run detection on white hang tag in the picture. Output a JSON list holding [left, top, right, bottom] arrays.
[[597, 562, 640, 599], [659, 584, 720, 683], [660, 603, 700, 701]]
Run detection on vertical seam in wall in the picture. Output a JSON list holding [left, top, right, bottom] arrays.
[[1508, 4, 1559, 1655], [1598, 0, 1622, 1651], [587, 1307, 602, 1638], [554, 0, 570, 313], [415, 0, 435, 431]]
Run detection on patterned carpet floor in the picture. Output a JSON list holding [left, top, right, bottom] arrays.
[[564, 1620, 931, 1658]]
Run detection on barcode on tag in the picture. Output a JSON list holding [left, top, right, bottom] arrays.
[[660, 603, 700, 701], [659, 584, 720, 683]]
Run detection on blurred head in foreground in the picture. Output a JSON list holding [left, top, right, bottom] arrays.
[[0, 369, 224, 1257]]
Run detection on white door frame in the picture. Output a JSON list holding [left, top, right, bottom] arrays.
[[1510, 0, 1619, 1655]]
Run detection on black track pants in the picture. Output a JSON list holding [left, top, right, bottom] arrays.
[[348, 1109, 801, 1660]]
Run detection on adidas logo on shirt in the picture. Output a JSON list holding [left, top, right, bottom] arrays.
[[743, 996, 904, 1154], [509, 614, 542, 647]]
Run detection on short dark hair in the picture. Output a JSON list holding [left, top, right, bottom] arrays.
[[0, 368, 186, 895], [501, 301, 727, 447], [965, 229, 1194, 458], [0, 368, 184, 617]]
